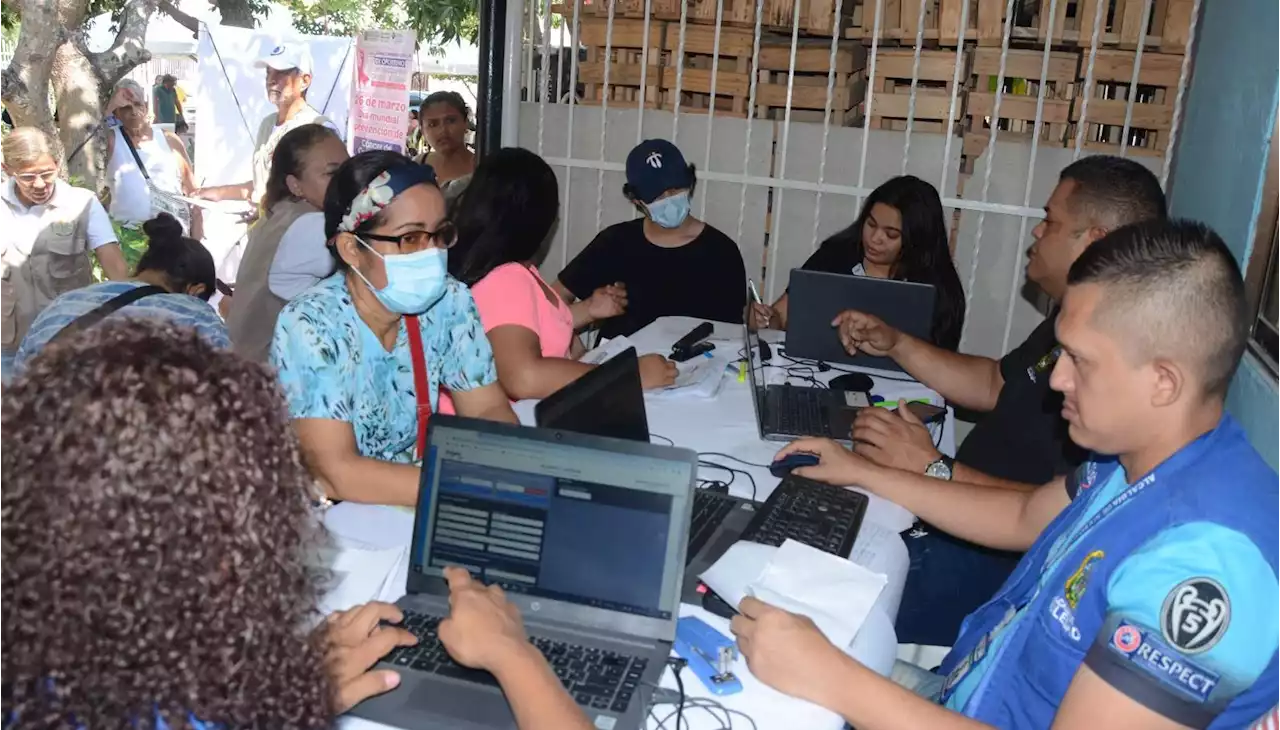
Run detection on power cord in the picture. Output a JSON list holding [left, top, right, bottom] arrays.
[[697, 460, 757, 501]]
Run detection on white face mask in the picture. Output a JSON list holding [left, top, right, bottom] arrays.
[[352, 241, 449, 315]]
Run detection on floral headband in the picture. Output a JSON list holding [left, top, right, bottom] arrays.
[[337, 162, 438, 234]]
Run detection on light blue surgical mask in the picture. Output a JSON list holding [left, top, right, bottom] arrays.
[[353, 240, 449, 315], [646, 191, 691, 229]]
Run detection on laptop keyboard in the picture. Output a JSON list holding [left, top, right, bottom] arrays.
[[766, 385, 834, 437], [689, 490, 737, 558], [385, 609, 648, 714], [741, 476, 867, 556]]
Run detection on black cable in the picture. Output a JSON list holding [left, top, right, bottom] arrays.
[[649, 432, 675, 446], [699, 452, 769, 469], [667, 657, 688, 730], [698, 460, 757, 501], [776, 348, 920, 382]]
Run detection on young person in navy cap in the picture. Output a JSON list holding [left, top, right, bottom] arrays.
[[554, 139, 747, 338]]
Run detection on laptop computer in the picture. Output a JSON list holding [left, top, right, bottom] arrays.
[[532, 351, 757, 602], [535, 346, 649, 442], [348, 415, 697, 730], [785, 268, 936, 372], [745, 303, 862, 443]]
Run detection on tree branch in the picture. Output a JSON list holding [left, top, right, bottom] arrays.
[[158, 0, 199, 37], [83, 0, 158, 90]]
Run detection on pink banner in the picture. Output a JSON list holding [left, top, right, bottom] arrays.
[[349, 29, 416, 156]]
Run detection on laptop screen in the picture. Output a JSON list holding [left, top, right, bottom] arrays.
[[410, 420, 691, 622]]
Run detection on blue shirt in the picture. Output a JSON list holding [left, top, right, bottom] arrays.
[[13, 281, 230, 373], [270, 273, 497, 463], [937, 417, 1278, 728]]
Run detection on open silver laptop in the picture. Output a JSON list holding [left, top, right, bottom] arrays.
[[348, 415, 697, 730]]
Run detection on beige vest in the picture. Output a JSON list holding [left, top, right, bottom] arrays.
[[227, 198, 315, 362], [1, 194, 95, 351]]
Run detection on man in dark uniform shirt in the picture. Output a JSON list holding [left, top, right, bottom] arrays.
[[553, 139, 747, 338], [831, 155, 1168, 646]]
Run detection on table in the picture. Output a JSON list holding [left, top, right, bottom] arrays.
[[328, 316, 951, 730]]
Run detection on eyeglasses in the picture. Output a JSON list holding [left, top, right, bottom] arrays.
[[13, 171, 57, 186], [362, 221, 457, 251]]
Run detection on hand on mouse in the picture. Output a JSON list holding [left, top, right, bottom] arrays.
[[638, 353, 678, 389], [851, 400, 940, 474], [772, 438, 872, 487]]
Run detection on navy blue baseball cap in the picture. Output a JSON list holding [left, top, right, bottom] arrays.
[[625, 139, 694, 204]]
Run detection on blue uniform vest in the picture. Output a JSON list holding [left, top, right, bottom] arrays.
[[937, 415, 1278, 727]]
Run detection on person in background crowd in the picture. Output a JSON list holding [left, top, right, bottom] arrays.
[[554, 138, 747, 338], [193, 42, 339, 210], [758, 219, 1277, 728], [833, 156, 1167, 648], [105, 79, 202, 243], [228, 124, 348, 362], [152, 74, 181, 125], [415, 91, 475, 196], [271, 151, 515, 508], [2, 320, 583, 728], [446, 147, 677, 401], [14, 213, 227, 371], [0, 127, 129, 378], [751, 175, 966, 351], [406, 109, 424, 158]]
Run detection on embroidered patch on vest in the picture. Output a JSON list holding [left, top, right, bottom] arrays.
[[1064, 549, 1104, 610], [1161, 578, 1230, 654], [1109, 620, 1221, 703], [1026, 345, 1063, 383]]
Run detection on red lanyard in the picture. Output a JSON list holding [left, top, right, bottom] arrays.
[[404, 314, 430, 459]]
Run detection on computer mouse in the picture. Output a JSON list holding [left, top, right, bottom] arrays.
[[829, 372, 874, 392], [769, 452, 820, 478]]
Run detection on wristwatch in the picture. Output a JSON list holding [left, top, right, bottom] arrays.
[[924, 455, 955, 481]]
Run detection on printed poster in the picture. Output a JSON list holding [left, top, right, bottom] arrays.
[[349, 29, 416, 155]]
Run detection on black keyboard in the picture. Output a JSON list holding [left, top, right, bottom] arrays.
[[766, 385, 834, 437], [385, 609, 648, 714], [689, 490, 737, 558], [741, 476, 867, 556]]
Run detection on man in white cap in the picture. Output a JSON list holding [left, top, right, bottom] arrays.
[[194, 41, 340, 209]]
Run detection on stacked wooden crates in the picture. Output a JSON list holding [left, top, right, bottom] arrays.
[[559, 0, 1194, 166]]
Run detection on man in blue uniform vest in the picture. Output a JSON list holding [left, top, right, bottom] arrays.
[[736, 219, 1278, 729]]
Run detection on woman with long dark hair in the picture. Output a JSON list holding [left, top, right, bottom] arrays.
[[751, 175, 966, 351], [447, 147, 676, 401]]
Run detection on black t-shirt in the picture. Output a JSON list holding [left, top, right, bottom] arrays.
[[797, 240, 964, 351], [955, 313, 1087, 484], [558, 219, 747, 338]]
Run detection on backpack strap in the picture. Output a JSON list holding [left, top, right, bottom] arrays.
[[50, 285, 168, 346]]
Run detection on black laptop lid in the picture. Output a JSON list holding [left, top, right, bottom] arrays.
[[785, 269, 936, 371], [534, 346, 650, 442]]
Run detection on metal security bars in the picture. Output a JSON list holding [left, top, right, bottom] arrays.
[[507, 0, 1200, 359]]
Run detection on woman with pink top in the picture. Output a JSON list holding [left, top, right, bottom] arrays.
[[448, 147, 676, 401]]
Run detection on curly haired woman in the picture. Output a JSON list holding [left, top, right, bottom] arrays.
[[1, 320, 416, 728]]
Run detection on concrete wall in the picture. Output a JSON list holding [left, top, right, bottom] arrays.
[[1167, 0, 1279, 468]]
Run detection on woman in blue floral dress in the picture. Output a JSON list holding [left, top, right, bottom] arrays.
[[271, 151, 516, 506]]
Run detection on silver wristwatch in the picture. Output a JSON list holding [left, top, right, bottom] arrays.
[[925, 455, 955, 481]]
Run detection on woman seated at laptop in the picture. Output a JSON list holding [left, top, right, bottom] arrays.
[[750, 175, 966, 351], [271, 151, 516, 508], [553, 139, 748, 338], [2, 320, 593, 730], [447, 147, 677, 401]]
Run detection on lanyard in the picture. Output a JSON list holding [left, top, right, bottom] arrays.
[[939, 469, 1156, 704], [405, 314, 431, 459]]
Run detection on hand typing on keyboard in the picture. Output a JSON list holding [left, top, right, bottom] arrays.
[[325, 601, 420, 713], [773, 437, 876, 488], [438, 566, 530, 671]]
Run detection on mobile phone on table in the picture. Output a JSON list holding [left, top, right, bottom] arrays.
[[898, 401, 946, 424]]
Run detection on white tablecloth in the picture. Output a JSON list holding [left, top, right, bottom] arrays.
[[328, 316, 949, 730]]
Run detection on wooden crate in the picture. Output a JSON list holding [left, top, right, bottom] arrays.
[[588, 0, 855, 36], [974, 0, 1195, 51], [575, 17, 667, 107], [1067, 48, 1182, 156], [854, 48, 966, 133], [964, 46, 1076, 161], [663, 27, 868, 120], [845, 0, 973, 46]]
